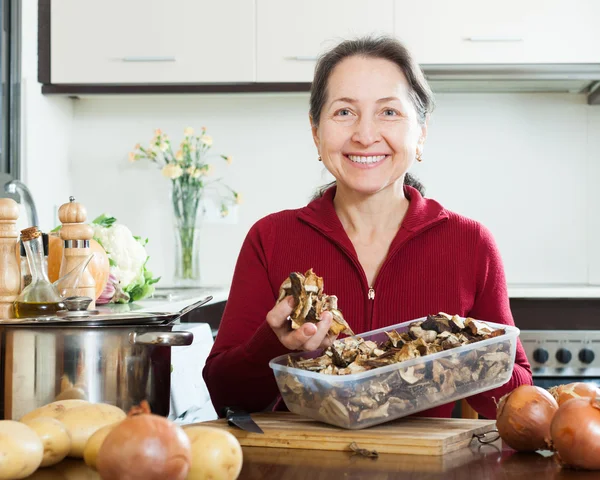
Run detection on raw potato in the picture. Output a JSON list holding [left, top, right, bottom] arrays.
[[21, 417, 71, 467], [20, 400, 89, 423], [56, 403, 126, 458], [83, 422, 120, 470], [0, 420, 44, 479], [184, 426, 243, 480]]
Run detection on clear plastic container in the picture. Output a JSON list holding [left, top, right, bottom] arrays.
[[269, 317, 519, 429]]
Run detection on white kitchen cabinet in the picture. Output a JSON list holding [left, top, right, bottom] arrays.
[[394, 0, 600, 64], [256, 0, 394, 82], [50, 0, 255, 84]]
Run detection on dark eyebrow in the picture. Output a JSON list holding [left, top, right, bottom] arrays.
[[330, 97, 357, 105]]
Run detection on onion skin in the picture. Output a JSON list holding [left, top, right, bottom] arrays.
[[96, 404, 192, 480], [550, 396, 600, 470], [496, 385, 558, 452], [548, 382, 600, 406]]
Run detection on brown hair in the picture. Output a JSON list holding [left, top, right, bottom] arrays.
[[310, 35, 435, 199]]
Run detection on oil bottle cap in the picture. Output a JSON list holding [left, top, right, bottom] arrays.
[[20, 232, 49, 257]]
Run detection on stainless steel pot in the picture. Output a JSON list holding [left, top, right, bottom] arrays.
[[0, 297, 212, 420]]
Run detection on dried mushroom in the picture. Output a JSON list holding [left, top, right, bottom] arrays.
[[278, 269, 354, 336], [278, 312, 513, 428]]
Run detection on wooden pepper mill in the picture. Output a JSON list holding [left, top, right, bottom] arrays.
[[0, 198, 21, 318], [58, 197, 96, 309]]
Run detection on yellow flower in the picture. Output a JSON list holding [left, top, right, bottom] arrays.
[[134, 143, 141, 150], [200, 135, 213, 146], [235, 192, 243, 204], [154, 129, 162, 137], [220, 206, 229, 217], [175, 150, 183, 161], [128, 152, 138, 162], [184, 127, 194, 137], [186, 166, 202, 178], [225, 155, 233, 164], [162, 164, 183, 179], [203, 164, 214, 176], [160, 142, 169, 152]]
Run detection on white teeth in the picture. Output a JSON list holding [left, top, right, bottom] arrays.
[[347, 155, 386, 164]]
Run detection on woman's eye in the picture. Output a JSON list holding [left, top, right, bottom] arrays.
[[383, 109, 398, 116], [336, 109, 352, 117]]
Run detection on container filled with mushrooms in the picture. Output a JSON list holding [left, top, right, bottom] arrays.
[[269, 270, 519, 429], [270, 313, 519, 429]]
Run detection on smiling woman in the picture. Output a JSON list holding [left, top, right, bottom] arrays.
[[312, 56, 428, 199], [203, 35, 532, 422], [309, 37, 433, 200]]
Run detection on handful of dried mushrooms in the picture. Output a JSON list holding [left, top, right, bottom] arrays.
[[277, 313, 513, 427], [277, 269, 354, 336]]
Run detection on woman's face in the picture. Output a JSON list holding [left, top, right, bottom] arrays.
[[312, 56, 427, 196]]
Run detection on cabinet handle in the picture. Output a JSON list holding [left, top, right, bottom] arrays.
[[121, 56, 177, 62], [286, 56, 318, 62], [465, 36, 523, 43]]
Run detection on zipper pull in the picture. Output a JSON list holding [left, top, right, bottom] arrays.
[[368, 287, 375, 300]]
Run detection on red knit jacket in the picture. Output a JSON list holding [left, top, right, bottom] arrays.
[[203, 185, 532, 420]]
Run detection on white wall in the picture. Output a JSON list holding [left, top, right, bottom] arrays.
[[64, 92, 600, 287]]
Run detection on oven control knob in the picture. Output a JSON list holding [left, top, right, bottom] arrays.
[[532, 348, 549, 364], [579, 348, 595, 365], [556, 348, 572, 364]]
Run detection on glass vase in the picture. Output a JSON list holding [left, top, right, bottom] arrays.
[[171, 179, 204, 287]]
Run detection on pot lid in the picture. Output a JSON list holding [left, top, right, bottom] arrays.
[[0, 311, 180, 327], [0, 295, 213, 327]]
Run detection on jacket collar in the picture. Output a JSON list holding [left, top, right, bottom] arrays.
[[297, 184, 449, 256]]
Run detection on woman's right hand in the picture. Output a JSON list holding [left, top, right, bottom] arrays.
[[267, 296, 337, 351]]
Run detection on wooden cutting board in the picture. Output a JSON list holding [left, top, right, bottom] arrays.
[[195, 412, 496, 456]]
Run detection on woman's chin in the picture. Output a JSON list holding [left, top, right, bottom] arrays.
[[338, 179, 392, 196]]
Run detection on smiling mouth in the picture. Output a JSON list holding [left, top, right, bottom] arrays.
[[346, 154, 388, 165]]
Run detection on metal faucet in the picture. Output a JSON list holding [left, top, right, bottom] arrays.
[[4, 179, 39, 228]]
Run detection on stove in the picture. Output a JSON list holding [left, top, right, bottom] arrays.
[[520, 330, 600, 388]]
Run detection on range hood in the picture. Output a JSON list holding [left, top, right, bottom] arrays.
[[421, 64, 600, 103]]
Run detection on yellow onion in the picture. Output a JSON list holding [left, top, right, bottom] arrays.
[[496, 385, 558, 451], [550, 396, 600, 470], [96, 401, 191, 480], [548, 382, 600, 406]]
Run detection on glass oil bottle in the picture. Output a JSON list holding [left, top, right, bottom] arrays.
[[14, 227, 65, 318]]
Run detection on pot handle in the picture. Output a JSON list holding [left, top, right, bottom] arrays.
[[129, 331, 194, 346]]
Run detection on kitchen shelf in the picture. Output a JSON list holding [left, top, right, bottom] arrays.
[[508, 285, 600, 299]]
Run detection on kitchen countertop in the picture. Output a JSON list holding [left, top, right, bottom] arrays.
[[97, 285, 229, 315], [236, 443, 596, 479]]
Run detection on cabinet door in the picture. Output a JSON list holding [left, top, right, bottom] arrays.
[[256, 0, 394, 82], [51, 0, 255, 84], [395, 0, 600, 64]]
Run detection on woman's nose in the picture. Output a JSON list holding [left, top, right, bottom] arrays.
[[351, 117, 381, 146]]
